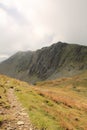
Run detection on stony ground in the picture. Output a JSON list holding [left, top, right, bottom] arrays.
[[1, 88, 35, 130]]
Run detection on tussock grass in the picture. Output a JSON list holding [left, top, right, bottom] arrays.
[[15, 86, 62, 130], [15, 71, 87, 130], [0, 71, 87, 130]]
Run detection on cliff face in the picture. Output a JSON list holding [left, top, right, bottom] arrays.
[[0, 42, 87, 83]]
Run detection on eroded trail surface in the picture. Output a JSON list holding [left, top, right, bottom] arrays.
[[4, 88, 35, 130]]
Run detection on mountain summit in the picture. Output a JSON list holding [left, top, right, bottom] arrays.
[[0, 42, 87, 83]]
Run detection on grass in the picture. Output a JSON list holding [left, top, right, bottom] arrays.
[[0, 71, 87, 130], [0, 115, 4, 126], [15, 86, 63, 130], [15, 71, 87, 130], [0, 77, 9, 127]]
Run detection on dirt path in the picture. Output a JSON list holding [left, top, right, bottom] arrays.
[[3, 88, 35, 130]]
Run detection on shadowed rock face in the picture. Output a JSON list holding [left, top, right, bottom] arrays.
[[0, 42, 87, 83]]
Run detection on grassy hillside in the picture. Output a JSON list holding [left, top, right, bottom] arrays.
[[0, 75, 30, 129], [0, 75, 10, 127], [0, 71, 87, 129]]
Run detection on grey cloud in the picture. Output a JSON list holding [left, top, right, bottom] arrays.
[[0, 3, 27, 24], [0, 0, 87, 62]]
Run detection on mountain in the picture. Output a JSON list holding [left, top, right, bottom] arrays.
[[0, 42, 87, 83]]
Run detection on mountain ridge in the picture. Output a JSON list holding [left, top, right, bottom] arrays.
[[0, 42, 87, 83]]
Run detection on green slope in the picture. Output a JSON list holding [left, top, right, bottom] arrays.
[[0, 71, 87, 129]]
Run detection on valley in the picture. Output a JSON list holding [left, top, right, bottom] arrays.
[[0, 71, 87, 130], [0, 0, 87, 130]]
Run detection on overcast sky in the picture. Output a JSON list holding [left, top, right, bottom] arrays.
[[0, 0, 87, 61]]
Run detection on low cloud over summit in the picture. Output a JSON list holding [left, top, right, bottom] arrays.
[[0, 0, 87, 61]]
